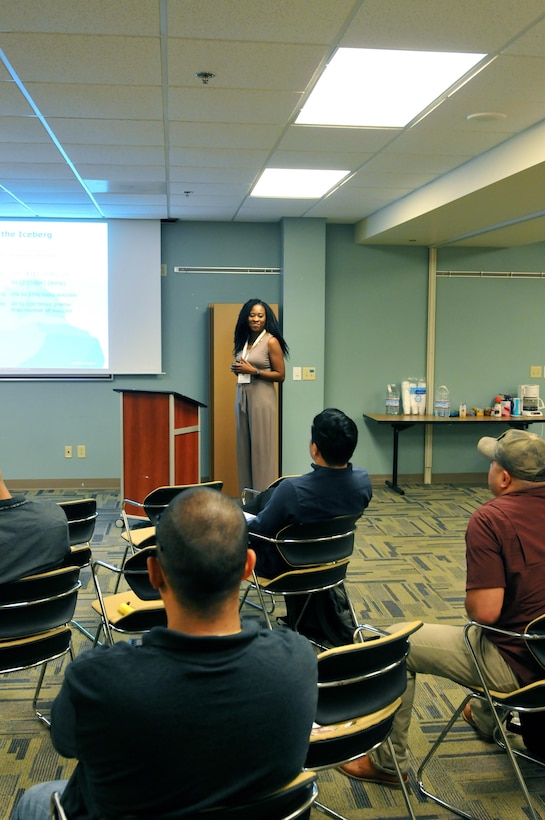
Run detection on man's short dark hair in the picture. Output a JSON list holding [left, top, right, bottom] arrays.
[[156, 487, 248, 613], [311, 408, 358, 466]]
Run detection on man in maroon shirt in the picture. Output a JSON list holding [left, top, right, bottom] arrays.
[[339, 429, 545, 787]]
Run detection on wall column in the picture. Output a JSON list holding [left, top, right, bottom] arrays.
[[281, 218, 326, 475]]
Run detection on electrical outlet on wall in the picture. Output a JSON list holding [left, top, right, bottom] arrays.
[[530, 365, 542, 378]]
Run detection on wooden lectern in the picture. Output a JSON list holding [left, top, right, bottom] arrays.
[[115, 389, 205, 512]]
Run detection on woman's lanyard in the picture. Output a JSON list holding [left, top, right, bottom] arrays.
[[242, 329, 266, 359]]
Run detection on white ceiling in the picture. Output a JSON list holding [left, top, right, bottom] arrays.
[[2, 0, 545, 247]]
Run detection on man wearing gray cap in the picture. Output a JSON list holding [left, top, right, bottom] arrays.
[[339, 428, 545, 787]]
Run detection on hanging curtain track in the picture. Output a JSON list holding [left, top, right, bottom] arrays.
[[174, 266, 282, 274], [437, 270, 545, 279]]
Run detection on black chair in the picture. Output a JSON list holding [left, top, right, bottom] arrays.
[[0, 565, 81, 727], [241, 515, 360, 642], [58, 497, 98, 639], [417, 616, 545, 820], [58, 497, 98, 551], [91, 546, 166, 645], [306, 621, 423, 820], [50, 770, 318, 819], [120, 481, 224, 555]]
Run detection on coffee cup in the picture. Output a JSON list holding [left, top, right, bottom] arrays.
[[512, 397, 521, 416]]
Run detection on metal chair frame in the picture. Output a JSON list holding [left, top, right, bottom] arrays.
[[417, 618, 545, 820], [0, 565, 81, 727], [50, 770, 318, 819], [240, 515, 360, 641], [58, 497, 98, 640], [306, 621, 423, 820], [91, 546, 166, 645]]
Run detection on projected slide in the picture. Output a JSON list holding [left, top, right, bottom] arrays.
[[0, 221, 108, 372]]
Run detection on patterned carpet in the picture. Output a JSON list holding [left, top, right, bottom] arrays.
[[3, 484, 545, 819]]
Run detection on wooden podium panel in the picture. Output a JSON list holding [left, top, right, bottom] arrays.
[[115, 389, 205, 511]]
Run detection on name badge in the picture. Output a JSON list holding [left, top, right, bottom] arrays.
[[238, 373, 251, 384]]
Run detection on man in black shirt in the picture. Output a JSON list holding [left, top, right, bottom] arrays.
[[14, 487, 318, 819]]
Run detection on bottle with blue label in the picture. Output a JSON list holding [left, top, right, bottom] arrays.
[[435, 385, 450, 417], [385, 384, 400, 415]]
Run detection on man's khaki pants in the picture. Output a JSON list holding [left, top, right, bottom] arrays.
[[371, 622, 520, 774]]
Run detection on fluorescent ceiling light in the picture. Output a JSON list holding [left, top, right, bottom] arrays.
[[296, 48, 487, 127], [251, 168, 349, 199]]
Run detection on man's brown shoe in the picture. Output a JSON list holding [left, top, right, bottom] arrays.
[[338, 755, 408, 788], [462, 702, 494, 743]]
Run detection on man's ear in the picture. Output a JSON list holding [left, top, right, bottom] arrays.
[[147, 554, 165, 590], [242, 548, 256, 581]]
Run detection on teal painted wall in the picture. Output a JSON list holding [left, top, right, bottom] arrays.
[[2, 219, 545, 483], [281, 218, 327, 475], [430, 242, 545, 473], [324, 225, 429, 476]]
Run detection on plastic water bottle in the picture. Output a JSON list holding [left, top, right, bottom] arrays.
[[385, 384, 400, 415], [435, 385, 450, 417]]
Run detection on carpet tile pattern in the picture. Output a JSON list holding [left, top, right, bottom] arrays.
[[2, 484, 545, 819]]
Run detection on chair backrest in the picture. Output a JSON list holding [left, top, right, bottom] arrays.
[[0, 565, 81, 640], [58, 498, 98, 546], [273, 514, 360, 567], [143, 481, 224, 524], [1, 625, 73, 676], [314, 621, 423, 725], [123, 546, 161, 601], [264, 559, 350, 595]]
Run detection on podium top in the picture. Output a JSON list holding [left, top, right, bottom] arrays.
[[113, 388, 206, 408]]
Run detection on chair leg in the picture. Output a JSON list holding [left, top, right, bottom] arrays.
[[71, 618, 96, 642], [417, 693, 475, 819], [239, 582, 276, 616], [33, 662, 51, 728], [487, 704, 542, 820], [114, 542, 132, 592], [386, 736, 416, 820], [313, 801, 349, 820], [418, 692, 542, 820], [33, 650, 71, 728], [254, 578, 274, 629], [92, 621, 106, 647], [313, 739, 414, 820]]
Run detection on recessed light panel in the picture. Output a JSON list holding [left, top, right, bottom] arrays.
[[250, 168, 349, 199], [296, 48, 486, 128]]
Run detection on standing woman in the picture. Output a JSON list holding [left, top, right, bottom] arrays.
[[231, 299, 289, 494]]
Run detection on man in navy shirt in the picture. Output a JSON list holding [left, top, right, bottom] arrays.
[[247, 407, 373, 577]]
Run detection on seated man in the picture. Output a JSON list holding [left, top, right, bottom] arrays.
[[246, 407, 373, 578], [0, 469, 70, 583], [339, 429, 545, 786], [13, 487, 318, 820]]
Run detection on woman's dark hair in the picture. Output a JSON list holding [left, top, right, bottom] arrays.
[[233, 298, 289, 357]]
